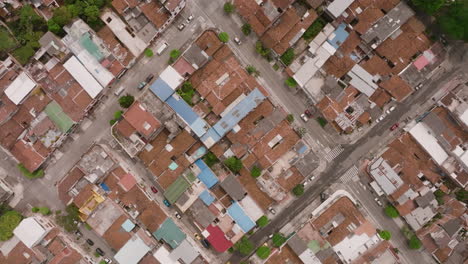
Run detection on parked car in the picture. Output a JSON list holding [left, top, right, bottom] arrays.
[[234, 37, 241, 45], [304, 109, 313, 118], [320, 192, 327, 202], [95, 248, 105, 256], [375, 115, 385, 123], [300, 113, 309, 122], [390, 123, 399, 131], [308, 176, 316, 182], [86, 239, 94, 246], [177, 23, 185, 31], [163, 199, 171, 207], [156, 42, 168, 55], [268, 234, 274, 239], [75, 230, 82, 237], [186, 15, 194, 23], [137, 81, 147, 90], [194, 233, 201, 240], [114, 86, 125, 96], [104, 259, 113, 264], [268, 207, 276, 215], [175, 212, 182, 219], [145, 74, 154, 83], [385, 106, 396, 114], [201, 239, 210, 248], [374, 197, 383, 207], [415, 83, 423, 90], [150, 186, 158, 194]]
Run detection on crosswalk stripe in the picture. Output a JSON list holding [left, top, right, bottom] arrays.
[[325, 145, 344, 162], [340, 165, 359, 183]]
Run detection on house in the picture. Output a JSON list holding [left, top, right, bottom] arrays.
[[13, 216, 54, 248]]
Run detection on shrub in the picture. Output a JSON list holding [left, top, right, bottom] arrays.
[[255, 41, 271, 58], [317, 117, 328, 127], [437, 2, 468, 41], [434, 189, 445, 205], [286, 114, 294, 123], [273, 64, 279, 71], [170, 49, 181, 60], [251, 166, 261, 178], [241, 23, 252, 35], [224, 2, 235, 14], [0, 211, 22, 241], [224, 157, 243, 173], [256, 246, 271, 259], [114, 110, 123, 120], [39, 207, 51, 215], [256, 215, 269, 227], [285, 77, 297, 88], [177, 82, 195, 106], [17, 164, 44, 179], [56, 205, 80, 232], [384, 205, 399, 218], [246, 65, 259, 76], [234, 237, 254, 256], [84, 222, 92, 230], [218, 32, 229, 43], [109, 119, 117, 125], [272, 233, 286, 247], [118, 94, 134, 108], [292, 184, 304, 197], [303, 18, 326, 41], [32, 207, 39, 213], [280, 48, 295, 66], [203, 152, 219, 167], [408, 235, 422, 249], [378, 230, 391, 240], [144, 48, 154, 57], [455, 189, 468, 203]]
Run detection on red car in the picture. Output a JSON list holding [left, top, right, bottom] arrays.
[[304, 109, 313, 118], [390, 123, 399, 131], [150, 186, 158, 193]]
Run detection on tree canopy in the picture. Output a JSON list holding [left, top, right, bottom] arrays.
[[218, 32, 230, 43], [224, 2, 235, 14], [272, 233, 287, 247], [250, 166, 262, 178], [437, 1, 468, 41], [0, 211, 22, 241], [384, 205, 399, 218], [378, 230, 392, 240], [224, 157, 243, 173], [256, 246, 271, 259], [242, 23, 252, 36], [292, 184, 304, 196], [118, 94, 134, 108], [256, 215, 269, 227], [235, 237, 254, 256], [409, 235, 422, 249], [411, 0, 444, 14], [280, 48, 295, 66]]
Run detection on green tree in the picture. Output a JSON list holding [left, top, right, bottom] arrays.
[[272, 233, 286, 247], [292, 184, 304, 196], [246, 65, 259, 76], [303, 18, 326, 41], [455, 189, 468, 203], [285, 77, 297, 88], [256, 215, 269, 227], [218, 32, 230, 43], [408, 235, 422, 249], [280, 48, 295, 66], [234, 237, 254, 256], [145, 48, 154, 57], [170, 49, 181, 60], [56, 205, 80, 232], [39, 207, 51, 215], [0, 211, 23, 241], [84, 5, 100, 22], [286, 114, 294, 123], [434, 189, 445, 205], [114, 110, 123, 120], [255, 41, 271, 58], [378, 230, 391, 240], [17, 164, 44, 179], [384, 205, 399, 218], [241, 23, 252, 36], [31, 207, 39, 213], [51, 6, 73, 27], [68, 3, 85, 17], [224, 157, 243, 173], [256, 246, 271, 259], [251, 166, 261, 178], [118, 94, 134, 108], [0, 28, 16, 52], [438, 1, 468, 41], [224, 2, 235, 14], [203, 152, 219, 167], [47, 20, 62, 34], [411, 0, 444, 14]]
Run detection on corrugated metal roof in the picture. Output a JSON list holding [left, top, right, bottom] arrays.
[[159, 66, 184, 89], [63, 56, 103, 98], [5, 72, 36, 105], [199, 190, 215, 205], [327, 23, 349, 49], [369, 157, 404, 195], [166, 94, 209, 137], [163, 176, 190, 204], [153, 218, 186, 249], [114, 235, 150, 264], [326, 0, 354, 18], [150, 78, 174, 102], [227, 202, 255, 233], [194, 159, 219, 189]]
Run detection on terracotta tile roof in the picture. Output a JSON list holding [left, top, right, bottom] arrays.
[[111, 0, 138, 14], [115, 118, 135, 138], [118, 173, 137, 192], [138, 202, 167, 232], [234, 0, 271, 35], [266, 244, 302, 264], [277, 167, 304, 192], [97, 26, 134, 67], [123, 101, 161, 137], [368, 88, 391, 108], [102, 215, 132, 251], [139, 254, 161, 264], [316, 96, 340, 121], [261, 8, 300, 49], [0, 119, 23, 149], [357, 112, 371, 124], [379, 76, 413, 101], [194, 30, 223, 57], [354, 8, 385, 35], [141, 1, 170, 28], [11, 140, 47, 172], [360, 55, 392, 76], [58, 167, 85, 204], [395, 199, 416, 216], [2, 241, 38, 264], [0, 94, 17, 124], [238, 168, 273, 210], [323, 55, 356, 78], [338, 31, 361, 55], [72, 184, 94, 208]]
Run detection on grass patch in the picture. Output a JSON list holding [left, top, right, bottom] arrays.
[[177, 82, 195, 106], [17, 164, 44, 179], [280, 48, 295, 66], [273, 64, 280, 71], [316, 117, 328, 127], [303, 17, 326, 41], [0, 27, 17, 52], [203, 152, 219, 167]]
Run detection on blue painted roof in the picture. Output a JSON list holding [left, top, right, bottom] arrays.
[[166, 94, 208, 137], [227, 202, 255, 233], [121, 219, 135, 232], [100, 182, 110, 192], [327, 23, 349, 49], [298, 145, 308, 154], [150, 78, 174, 102], [199, 190, 215, 205], [194, 159, 219, 188], [213, 88, 266, 138], [200, 128, 222, 147]]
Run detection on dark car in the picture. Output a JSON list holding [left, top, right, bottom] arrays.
[[163, 199, 171, 207], [86, 239, 94, 246], [304, 109, 313, 118], [201, 239, 210, 248], [320, 192, 327, 202], [137, 81, 147, 90], [390, 123, 399, 131], [150, 186, 158, 193], [95, 248, 105, 256], [145, 74, 154, 83]]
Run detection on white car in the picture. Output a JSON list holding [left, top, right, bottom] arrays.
[[268, 234, 274, 239], [186, 15, 194, 23], [268, 207, 276, 215], [177, 23, 185, 31], [175, 212, 182, 219], [300, 113, 308, 122], [374, 198, 383, 207], [376, 115, 385, 123], [308, 176, 316, 182], [385, 106, 396, 114], [234, 37, 241, 45], [415, 83, 423, 90]]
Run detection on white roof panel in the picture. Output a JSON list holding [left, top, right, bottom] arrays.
[[409, 123, 449, 165], [13, 218, 48, 248], [114, 235, 150, 264], [75, 50, 114, 87], [5, 72, 36, 105], [63, 56, 103, 99], [293, 59, 319, 87], [327, 0, 355, 18], [239, 195, 263, 221], [160, 66, 184, 90]]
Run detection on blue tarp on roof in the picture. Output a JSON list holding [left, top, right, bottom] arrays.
[[213, 88, 266, 138], [194, 159, 219, 188], [166, 95, 208, 137], [150, 78, 174, 102], [227, 202, 255, 233], [199, 190, 215, 205], [327, 23, 349, 49], [100, 183, 110, 192]]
